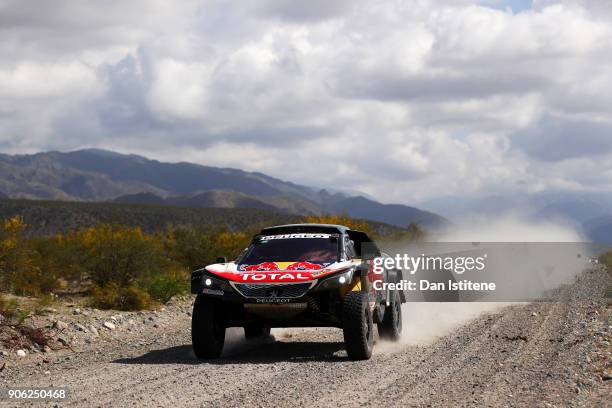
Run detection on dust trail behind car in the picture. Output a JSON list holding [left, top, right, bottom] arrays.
[[375, 216, 589, 352]]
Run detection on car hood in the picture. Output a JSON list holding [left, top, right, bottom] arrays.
[[205, 260, 359, 283]]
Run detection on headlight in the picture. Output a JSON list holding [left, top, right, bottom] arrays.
[[317, 268, 354, 289], [336, 269, 353, 285], [199, 270, 230, 290]]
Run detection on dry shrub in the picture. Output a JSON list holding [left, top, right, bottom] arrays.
[[0, 295, 53, 350], [0, 324, 53, 350], [0, 294, 30, 324], [90, 283, 151, 311]]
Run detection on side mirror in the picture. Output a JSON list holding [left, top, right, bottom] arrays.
[[216, 256, 227, 264]]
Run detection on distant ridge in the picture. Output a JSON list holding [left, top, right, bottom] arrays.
[[0, 149, 448, 229]]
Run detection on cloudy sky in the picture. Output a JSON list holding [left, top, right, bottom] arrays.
[[0, 0, 611, 205]]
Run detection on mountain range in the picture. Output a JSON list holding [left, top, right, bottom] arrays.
[[0, 149, 447, 229]]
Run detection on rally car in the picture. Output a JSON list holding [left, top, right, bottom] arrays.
[[190, 224, 405, 360]]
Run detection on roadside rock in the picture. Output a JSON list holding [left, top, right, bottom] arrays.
[[16, 349, 26, 357], [74, 323, 87, 332], [54, 320, 68, 330], [57, 335, 71, 346], [103, 321, 116, 330]]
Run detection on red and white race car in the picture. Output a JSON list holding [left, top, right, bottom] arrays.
[[190, 223, 405, 360]]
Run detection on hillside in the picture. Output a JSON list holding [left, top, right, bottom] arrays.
[[327, 195, 448, 229], [116, 190, 322, 215], [0, 199, 300, 236], [0, 149, 447, 229], [0, 198, 407, 237], [0, 149, 319, 202]]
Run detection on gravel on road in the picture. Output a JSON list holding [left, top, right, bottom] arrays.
[[1, 266, 609, 407]]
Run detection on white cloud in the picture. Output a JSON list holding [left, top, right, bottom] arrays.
[[147, 58, 212, 120], [0, 0, 611, 206]]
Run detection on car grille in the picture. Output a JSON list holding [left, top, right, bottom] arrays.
[[232, 282, 312, 298]]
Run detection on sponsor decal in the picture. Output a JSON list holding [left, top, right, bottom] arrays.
[[260, 233, 331, 240], [286, 261, 324, 270], [239, 261, 329, 272], [255, 298, 293, 303], [241, 272, 311, 281], [207, 260, 357, 283], [241, 262, 280, 271]]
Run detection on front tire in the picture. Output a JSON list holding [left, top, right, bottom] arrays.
[[342, 291, 374, 360], [192, 295, 225, 359], [378, 290, 402, 341]]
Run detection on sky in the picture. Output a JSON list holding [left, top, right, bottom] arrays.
[[0, 0, 611, 205]]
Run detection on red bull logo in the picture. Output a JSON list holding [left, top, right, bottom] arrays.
[[240, 261, 326, 272], [286, 261, 323, 270], [241, 262, 280, 271]]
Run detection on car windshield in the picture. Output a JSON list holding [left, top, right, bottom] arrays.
[[239, 234, 339, 264]]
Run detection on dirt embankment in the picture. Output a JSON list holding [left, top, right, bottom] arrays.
[[0, 266, 610, 407]]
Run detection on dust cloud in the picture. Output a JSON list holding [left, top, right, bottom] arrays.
[[378, 216, 591, 350]]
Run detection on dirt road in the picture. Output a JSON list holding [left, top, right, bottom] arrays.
[[1, 267, 610, 407]]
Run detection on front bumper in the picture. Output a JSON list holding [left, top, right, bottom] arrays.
[[191, 268, 354, 304]]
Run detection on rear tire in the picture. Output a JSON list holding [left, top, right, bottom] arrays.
[[244, 326, 271, 339], [342, 291, 374, 360], [192, 295, 225, 359], [378, 290, 402, 341]]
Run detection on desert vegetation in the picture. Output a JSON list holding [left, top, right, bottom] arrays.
[[0, 216, 259, 310], [0, 212, 423, 312]]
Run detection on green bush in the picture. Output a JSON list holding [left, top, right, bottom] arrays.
[[141, 267, 189, 303], [163, 224, 253, 271], [81, 224, 165, 287], [90, 283, 151, 311], [30, 233, 88, 288]]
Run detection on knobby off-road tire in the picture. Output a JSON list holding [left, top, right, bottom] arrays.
[[342, 291, 374, 360], [378, 290, 402, 341], [192, 295, 225, 359], [244, 326, 271, 339]]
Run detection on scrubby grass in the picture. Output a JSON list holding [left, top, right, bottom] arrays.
[[0, 296, 55, 350], [90, 283, 152, 311], [0, 213, 420, 311], [0, 295, 31, 324]]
